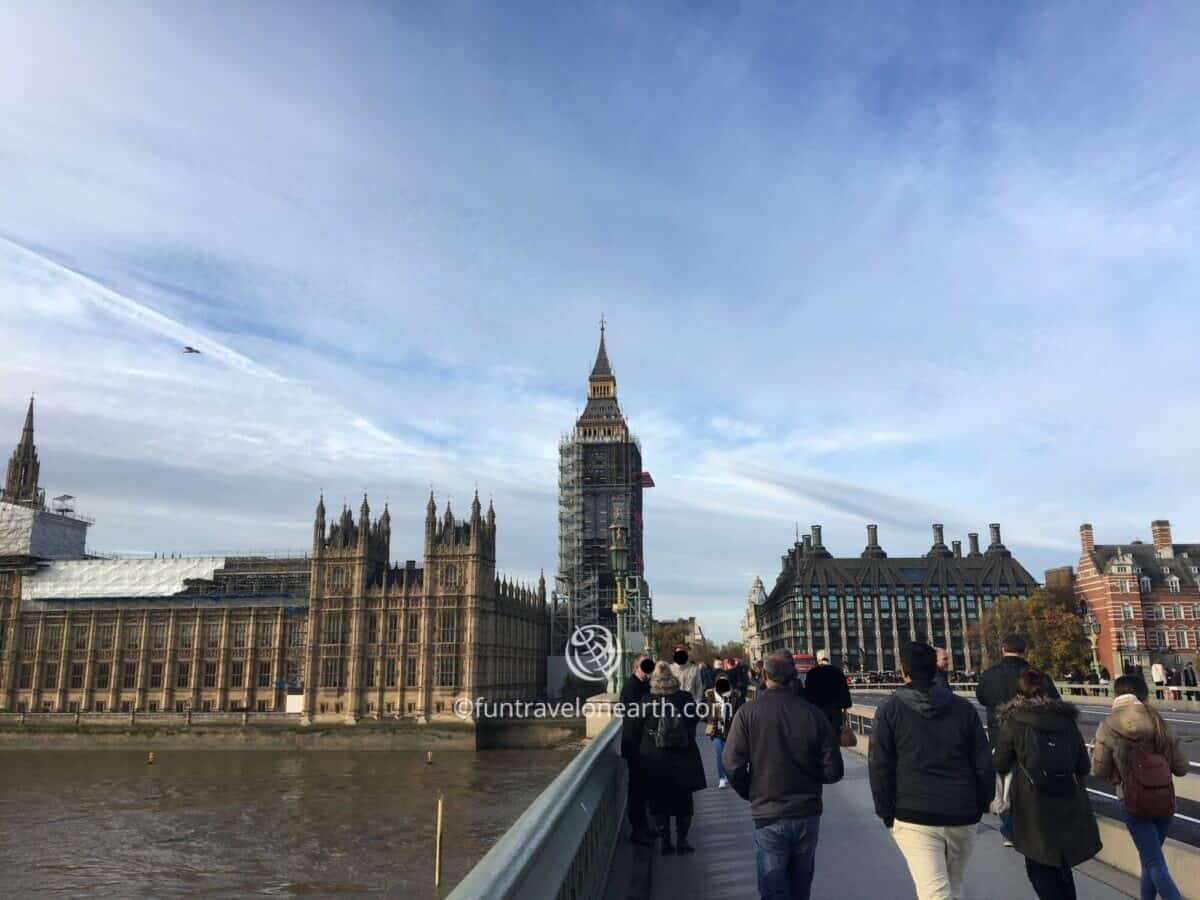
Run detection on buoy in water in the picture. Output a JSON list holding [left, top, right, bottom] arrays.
[[426, 750, 433, 765], [147, 752, 156, 766]]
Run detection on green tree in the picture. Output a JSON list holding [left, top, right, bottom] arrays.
[[971, 590, 1091, 677], [652, 620, 717, 664], [716, 640, 747, 661]]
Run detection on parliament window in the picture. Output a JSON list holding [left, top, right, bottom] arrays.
[[321, 657, 343, 688], [323, 613, 344, 644], [287, 618, 305, 648], [178, 623, 194, 650], [364, 660, 376, 688], [151, 622, 167, 649], [258, 621, 274, 648], [72, 625, 89, 650], [437, 655, 458, 687], [406, 613, 420, 643], [21, 625, 36, 652], [205, 623, 220, 649], [123, 662, 137, 689], [230, 660, 244, 688], [149, 662, 163, 689], [231, 623, 248, 648], [203, 661, 217, 688], [43, 663, 58, 690], [438, 611, 457, 643], [124, 624, 140, 650], [385, 658, 397, 687], [387, 614, 398, 644], [17, 663, 32, 690], [404, 657, 417, 687], [367, 614, 378, 645], [95, 662, 111, 690], [258, 660, 272, 688], [70, 662, 84, 689], [45, 625, 63, 652]]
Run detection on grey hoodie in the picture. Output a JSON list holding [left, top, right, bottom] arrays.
[[1091, 699, 1189, 798]]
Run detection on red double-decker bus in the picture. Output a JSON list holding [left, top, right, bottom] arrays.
[[793, 653, 816, 677]]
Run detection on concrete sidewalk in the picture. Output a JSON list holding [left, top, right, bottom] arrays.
[[610, 745, 1138, 899]]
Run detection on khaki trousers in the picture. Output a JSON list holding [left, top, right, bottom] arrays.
[[891, 820, 977, 900]]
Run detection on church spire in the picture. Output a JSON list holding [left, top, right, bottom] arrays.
[[3, 396, 42, 508], [590, 315, 613, 379]]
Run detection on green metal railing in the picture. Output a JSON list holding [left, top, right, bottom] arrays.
[[448, 716, 625, 900]]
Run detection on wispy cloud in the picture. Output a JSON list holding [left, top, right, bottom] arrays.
[[3, 3, 1200, 640]]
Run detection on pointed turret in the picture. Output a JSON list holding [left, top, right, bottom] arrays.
[[486, 497, 496, 530], [313, 493, 326, 550], [3, 396, 42, 508], [590, 320, 613, 379]]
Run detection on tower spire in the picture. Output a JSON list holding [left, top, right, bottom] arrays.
[[3, 396, 42, 508]]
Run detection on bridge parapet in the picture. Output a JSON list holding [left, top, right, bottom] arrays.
[[448, 702, 624, 900]]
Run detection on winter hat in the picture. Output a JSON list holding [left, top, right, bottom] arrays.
[[651, 660, 681, 695]]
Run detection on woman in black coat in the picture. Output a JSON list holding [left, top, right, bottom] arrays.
[[993, 667, 1102, 900], [629, 660, 706, 854]]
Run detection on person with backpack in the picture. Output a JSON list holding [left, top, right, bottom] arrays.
[[1091, 675, 1190, 900], [722, 649, 843, 900], [620, 654, 658, 847], [629, 660, 706, 854], [992, 668, 1100, 900], [869, 642, 993, 900], [976, 633, 1060, 844], [704, 672, 744, 789]]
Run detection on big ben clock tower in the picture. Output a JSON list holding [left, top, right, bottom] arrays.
[[553, 321, 653, 653]]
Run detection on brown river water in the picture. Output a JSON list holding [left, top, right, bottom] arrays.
[[0, 749, 573, 897]]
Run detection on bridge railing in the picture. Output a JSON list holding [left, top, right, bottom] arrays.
[[448, 714, 625, 900], [853, 681, 1200, 712]]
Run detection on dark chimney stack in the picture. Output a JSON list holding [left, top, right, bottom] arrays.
[[952, 540, 962, 558], [933, 523, 945, 545], [989, 523, 1002, 548], [968, 533, 981, 556], [1080, 523, 1095, 553], [811, 525, 823, 548], [867, 524, 879, 546]]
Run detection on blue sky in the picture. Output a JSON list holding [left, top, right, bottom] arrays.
[[3, 2, 1200, 642]]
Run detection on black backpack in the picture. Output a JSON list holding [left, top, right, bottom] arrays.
[[1022, 726, 1077, 796], [652, 701, 689, 750]]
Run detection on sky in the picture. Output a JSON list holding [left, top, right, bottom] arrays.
[[3, 2, 1200, 644]]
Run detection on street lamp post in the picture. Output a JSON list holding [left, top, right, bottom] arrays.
[[1084, 611, 1102, 679], [607, 522, 629, 695]]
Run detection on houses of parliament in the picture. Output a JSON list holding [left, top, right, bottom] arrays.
[[0, 400, 548, 721]]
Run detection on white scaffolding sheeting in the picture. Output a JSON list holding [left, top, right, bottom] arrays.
[[23, 557, 227, 599], [0, 501, 89, 560]]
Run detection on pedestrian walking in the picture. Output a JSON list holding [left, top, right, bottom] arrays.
[[670, 643, 705, 706], [804, 649, 852, 732], [934, 646, 952, 687], [976, 633, 1060, 844], [699, 660, 715, 691], [1184, 663, 1198, 701], [992, 667, 1100, 900], [869, 642, 993, 900], [1150, 662, 1166, 700], [723, 649, 843, 900], [705, 673, 744, 789], [1091, 674, 1190, 900], [619, 654, 657, 847], [628, 660, 706, 855]]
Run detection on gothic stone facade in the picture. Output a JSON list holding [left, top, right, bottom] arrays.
[[755, 523, 1038, 673], [1076, 520, 1200, 675], [0, 401, 548, 721]]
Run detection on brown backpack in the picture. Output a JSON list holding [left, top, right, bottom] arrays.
[[1122, 744, 1175, 819]]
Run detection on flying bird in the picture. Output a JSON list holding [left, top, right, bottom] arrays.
[[183, 346, 201, 354]]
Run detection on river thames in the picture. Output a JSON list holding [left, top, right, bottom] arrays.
[[0, 749, 573, 896]]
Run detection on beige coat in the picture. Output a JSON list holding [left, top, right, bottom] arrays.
[[1090, 700, 1189, 799]]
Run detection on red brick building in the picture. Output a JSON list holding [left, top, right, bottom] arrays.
[[1076, 520, 1200, 675]]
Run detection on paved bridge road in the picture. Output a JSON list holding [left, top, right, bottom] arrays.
[[607, 749, 1138, 900], [852, 691, 1200, 848]]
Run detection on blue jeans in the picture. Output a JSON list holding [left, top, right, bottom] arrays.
[[754, 815, 821, 900], [713, 735, 726, 781], [999, 808, 1013, 841], [1121, 808, 1181, 900]]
